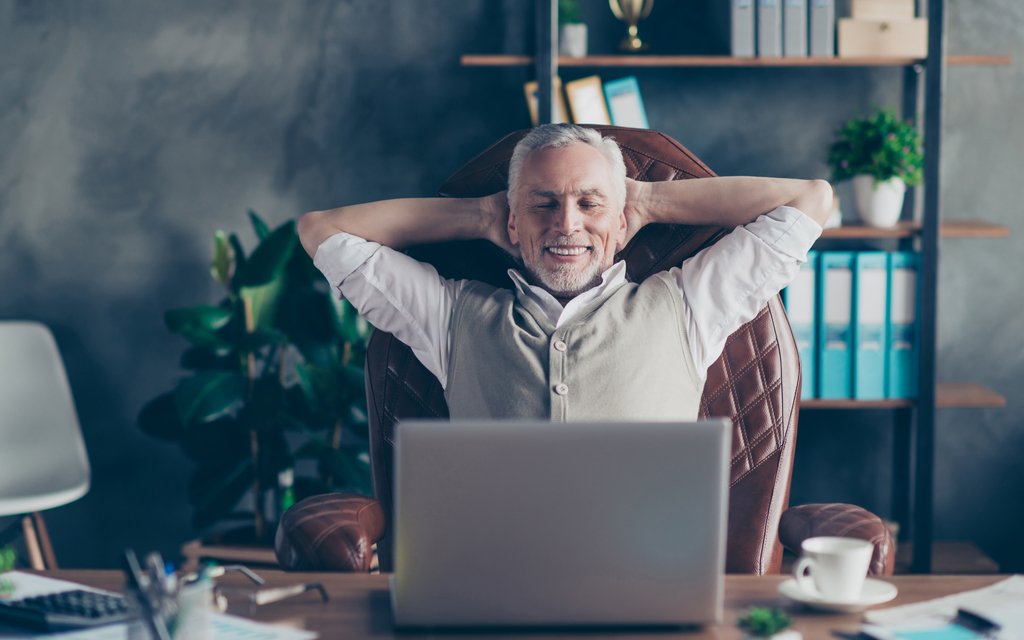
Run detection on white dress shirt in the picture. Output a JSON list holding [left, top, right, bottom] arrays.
[[313, 205, 821, 389]]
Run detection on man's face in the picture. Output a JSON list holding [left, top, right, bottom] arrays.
[[508, 143, 626, 298]]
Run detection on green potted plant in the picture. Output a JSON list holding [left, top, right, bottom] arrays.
[[558, 0, 587, 57], [138, 212, 372, 546], [827, 109, 923, 227]]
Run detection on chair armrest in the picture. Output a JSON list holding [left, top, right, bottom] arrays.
[[779, 503, 896, 576], [274, 493, 386, 572]]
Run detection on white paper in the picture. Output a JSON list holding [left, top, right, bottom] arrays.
[[864, 575, 1024, 636], [0, 572, 317, 640]]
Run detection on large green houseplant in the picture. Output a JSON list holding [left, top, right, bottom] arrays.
[[828, 109, 924, 227], [138, 212, 372, 542]]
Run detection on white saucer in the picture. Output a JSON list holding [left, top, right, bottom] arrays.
[[778, 578, 898, 613]]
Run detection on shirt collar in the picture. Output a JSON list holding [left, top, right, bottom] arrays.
[[506, 261, 629, 321]]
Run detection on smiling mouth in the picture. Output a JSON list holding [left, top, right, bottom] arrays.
[[544, 246, 591, 257]]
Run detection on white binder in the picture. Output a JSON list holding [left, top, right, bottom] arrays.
[[732, 0, 756, 57], [809, 0, 835, 57], [758, 0, 783, 57], [783, 0, 808, 57]]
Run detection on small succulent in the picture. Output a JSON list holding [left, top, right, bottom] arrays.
[[738, 607, 793, 637], [0, 546, 16, 597]]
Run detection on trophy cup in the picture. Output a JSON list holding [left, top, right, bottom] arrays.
[[609, 0, 655, 52]]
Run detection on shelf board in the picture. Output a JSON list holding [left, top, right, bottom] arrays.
[[816, 219, 1009, 240], [800, 382, 1006, 410], [461, 54, 1011, 68]]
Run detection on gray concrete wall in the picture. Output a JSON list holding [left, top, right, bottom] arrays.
[[1, 0, 1021, 570]]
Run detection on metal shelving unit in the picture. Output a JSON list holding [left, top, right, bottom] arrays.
[[471, 0, 1008, 573]]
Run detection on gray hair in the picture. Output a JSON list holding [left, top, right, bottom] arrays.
[[506, 124, 627, 212]]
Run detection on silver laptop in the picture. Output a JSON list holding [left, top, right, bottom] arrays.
[[389, 418, 731, 628]]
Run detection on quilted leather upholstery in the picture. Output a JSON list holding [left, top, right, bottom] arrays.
[[780, 503, 895, 576], [368, 126, 797, 574]]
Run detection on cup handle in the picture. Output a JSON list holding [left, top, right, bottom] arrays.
[[794, 556, 820, 598]]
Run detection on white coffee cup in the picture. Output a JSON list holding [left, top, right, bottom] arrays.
[[794, 536, 873, 603]]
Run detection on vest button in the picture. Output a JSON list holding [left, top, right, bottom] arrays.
[[553, 340, 567, 352], [554, 383, 569, 396]]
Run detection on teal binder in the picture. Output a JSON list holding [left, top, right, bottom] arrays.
[[854, 252, 889, 399], [783, 251, 818, 399], [887, 252, 919, 399], [817, 251, 855, 399]]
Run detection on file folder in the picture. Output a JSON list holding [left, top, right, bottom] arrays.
[[809, 0, 835, 57], [758, 0, 783, 57], [854, 252, 889, 400], [887, 252, 919, 399], [784, 250, 818, 399], [732, 0, 756, 57], [818, 252, 854, 399], [783, 0, 808, 57]]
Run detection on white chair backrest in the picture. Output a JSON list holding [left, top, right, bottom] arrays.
[[0, 321, 90, 516]]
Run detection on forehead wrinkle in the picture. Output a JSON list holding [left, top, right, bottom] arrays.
[[528, 187, 608, 199]]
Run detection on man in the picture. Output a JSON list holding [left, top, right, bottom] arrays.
[[299, 124, 830, 420]]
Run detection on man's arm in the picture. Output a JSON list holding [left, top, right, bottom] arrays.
[[624, 176, 832, 242], [297, 192, 512, 258]]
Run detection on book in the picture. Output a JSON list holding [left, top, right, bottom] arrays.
[[783, 0, 808, 57], [854, 251, 889, 400], [809, 0, 835, 57], [818, 251, 854, 399], [783, 250, 818, 399], [757, 0, 783, 57], [524, 77, 569, 126], [733, 0, 757, 56], [564, 75, 612, 125], [887, 251, 919, 399], [603, 76, 649, 128]]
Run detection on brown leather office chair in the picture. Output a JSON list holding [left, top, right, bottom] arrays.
[[275, 127, 895, 576]]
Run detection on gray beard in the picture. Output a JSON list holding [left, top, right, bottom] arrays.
[[524, 259, 605, 298]]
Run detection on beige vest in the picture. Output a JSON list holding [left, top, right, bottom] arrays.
[[445, 273, 703, 421]]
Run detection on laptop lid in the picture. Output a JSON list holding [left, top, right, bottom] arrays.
[[390, 419, 731, 628]]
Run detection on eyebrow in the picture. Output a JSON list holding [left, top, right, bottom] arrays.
[[528, 188, 607, 198]]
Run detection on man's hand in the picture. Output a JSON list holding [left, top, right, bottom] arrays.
[[621, 177, 651, 248], [480, 191, 519, 258]]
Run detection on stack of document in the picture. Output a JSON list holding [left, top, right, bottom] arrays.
[[861, 576, 1024, 639]]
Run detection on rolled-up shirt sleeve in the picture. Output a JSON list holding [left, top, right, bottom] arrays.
[[668, 205, 822, 377], [312, 232, 463, 388]]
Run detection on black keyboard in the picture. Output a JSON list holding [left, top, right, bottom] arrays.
[[0, 588, 132, 631]]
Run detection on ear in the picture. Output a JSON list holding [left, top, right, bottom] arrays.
[[508, 208, 521, 246], [614, 209, 627, 251]]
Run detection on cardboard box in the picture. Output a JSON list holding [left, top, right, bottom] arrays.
[[838, 18, 927, 57], [851, 0, 916, 20]]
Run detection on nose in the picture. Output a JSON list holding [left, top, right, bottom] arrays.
[[552, 201, 584, 234]]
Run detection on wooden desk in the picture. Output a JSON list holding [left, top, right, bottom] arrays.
[[41, 571, 1006, 639]]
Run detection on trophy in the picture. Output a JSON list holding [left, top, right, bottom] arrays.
[[609, 0, 655, 52]]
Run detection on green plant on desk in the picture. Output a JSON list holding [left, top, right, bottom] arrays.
[[138, 212, 373, 543], [738, 607, 792, 637], [0, 546, 15, 597]]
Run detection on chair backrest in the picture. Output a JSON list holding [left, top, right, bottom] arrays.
[[0, 321, 91, 517], [365, 127, 801, 574]]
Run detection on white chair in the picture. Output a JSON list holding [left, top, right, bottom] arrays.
[[0, 321, 90, 569]]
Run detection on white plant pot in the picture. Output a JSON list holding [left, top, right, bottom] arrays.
[[852, 175, 906, 228], [559, 23, 588, 57]]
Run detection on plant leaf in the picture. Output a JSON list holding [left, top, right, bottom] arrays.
[[189, 459, 253, 530], [174, 371, 246, 425], [234, 221, 297, 288], [239, 277, 286, 333], [248, 209, 271, 241], [137, 392, 184, 441], [165, 305, 234, 349], [210, 230, 235, 285]]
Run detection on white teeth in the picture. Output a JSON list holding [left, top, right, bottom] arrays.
[[547, 247, 587, 256]]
